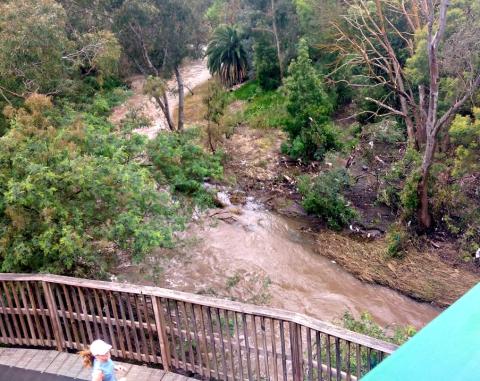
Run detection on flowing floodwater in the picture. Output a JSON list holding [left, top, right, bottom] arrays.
[[113, 60, 440, 330], [110, 58, 211, 138], [122, 202, 440, 330]]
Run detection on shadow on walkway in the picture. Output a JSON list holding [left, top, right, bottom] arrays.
[[0, 365, 78, 381]]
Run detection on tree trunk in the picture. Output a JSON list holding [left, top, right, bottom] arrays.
[[174, 66, 185, 132], [207, 122, 216, 153], [270, 0, 284, 78], [161, 93, 175, 132], [403, 110, 417, 148], [415, 85, 428, 146], [417, 137, 436, 230], [152, 93, 175, 131]]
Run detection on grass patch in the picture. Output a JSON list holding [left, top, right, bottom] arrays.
[[230, 81, 288, 129], [177, 80, 288, 132], [231, 81, 259, 100]]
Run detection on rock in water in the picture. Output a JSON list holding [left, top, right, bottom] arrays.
[[214, 191, 232, 208]]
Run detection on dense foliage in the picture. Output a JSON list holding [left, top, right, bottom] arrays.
[[0, 94, 181, 275], [298, 170, 357, 230], [282, 39, 340, 161], [254, 37, 282, 91], [1, 0, 480, 280], [449, 108, 480, 177], [148, 129, 224, 207]]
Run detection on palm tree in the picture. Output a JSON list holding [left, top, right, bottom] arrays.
[[206, 25, 248, 87]]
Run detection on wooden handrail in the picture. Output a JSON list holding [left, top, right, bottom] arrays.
[[0, 273, 397, 380]]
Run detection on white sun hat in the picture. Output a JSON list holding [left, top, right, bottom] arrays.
[[90, 339, 112, 356]]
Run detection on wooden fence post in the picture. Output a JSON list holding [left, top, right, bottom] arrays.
[[152, 296, 171, 371], [290, 322, 303, 381], [42, 281, 64, 352]]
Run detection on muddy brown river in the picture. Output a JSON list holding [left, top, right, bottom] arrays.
[[120, 202, 440, 330], [114, 60, 440, 331]]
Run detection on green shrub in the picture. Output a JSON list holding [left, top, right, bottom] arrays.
[[449, 108, 480, 177], [254, 37, 281, 91], [341, 311, 416, 346], [282, 120, 342, 161], [399, 169, 421, 220], [377, 147, 421, 213], [147, 128, 224, 207], [458, 225, 480, 261], [386, 224, 409, 258], [298, 170, 357, 230], [0, 94, 181, 275], [282, 39, 341, 161]]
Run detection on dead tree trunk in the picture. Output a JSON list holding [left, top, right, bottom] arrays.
[[162, 93, 175, 131], [174, 66, 184, 132], [417, 137, 435, 229]]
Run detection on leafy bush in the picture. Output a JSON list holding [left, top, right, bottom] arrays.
[[282, 120, 341, 161], [341, 311, 416, 346], [282, 39, 341, 161], [427, 160, 480, 260], [386, 224, 409, 258], [458, 224, 480, 262], [298, 169, 357, 230], [147, 128, 223, 206], [399, 169, 422, 220], [0, 95, 181, 275], [449, 108, 480, 177], [377, 147, 421, 213]]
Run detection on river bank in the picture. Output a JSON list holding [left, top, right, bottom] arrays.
[[118, 203, 440, 330], [218, 119, 480, 309], [111, 63, 478, 331], [164, 77, 480, 310]]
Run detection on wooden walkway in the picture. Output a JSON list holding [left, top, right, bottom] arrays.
[[0, 348, 194, 381], [0, 274, 397, 380]]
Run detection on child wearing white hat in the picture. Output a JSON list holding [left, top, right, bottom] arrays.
[[80, 339, 127, 381]]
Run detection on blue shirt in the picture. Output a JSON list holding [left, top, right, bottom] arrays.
[[92, 359, 117, 381]]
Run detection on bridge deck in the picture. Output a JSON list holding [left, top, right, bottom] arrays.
[[0, 348, 194, 381]]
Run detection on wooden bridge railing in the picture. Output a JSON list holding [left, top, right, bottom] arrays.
[[0, 274, 397, 381]]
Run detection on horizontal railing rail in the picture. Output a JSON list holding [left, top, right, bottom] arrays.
[[0, 273, 397, 381]]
